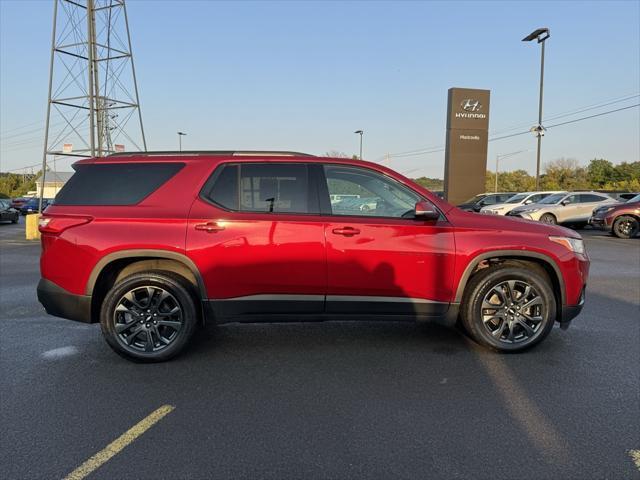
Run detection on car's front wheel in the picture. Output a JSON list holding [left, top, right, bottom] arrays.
[[461, 265, 556, 352], [539, 213, 557, 225], [100, 271, 198, 362], [612, 215, 639, 239]]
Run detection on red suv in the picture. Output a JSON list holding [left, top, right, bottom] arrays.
[[37, 152, 589, 361]]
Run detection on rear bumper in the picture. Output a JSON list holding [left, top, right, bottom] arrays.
[[37, 278, 93, 323]]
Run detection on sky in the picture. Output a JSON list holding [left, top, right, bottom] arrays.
[[1, 0, 639, 178]]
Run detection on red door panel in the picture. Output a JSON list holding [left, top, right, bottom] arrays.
[[325, 217, 456, 312], [187, 198, 326, 301]]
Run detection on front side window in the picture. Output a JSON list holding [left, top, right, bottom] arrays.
[[204, 163, 313, 214], [324, 165, 421, 218], [506, 194, 527, 204], [539, 193, 566, 204]]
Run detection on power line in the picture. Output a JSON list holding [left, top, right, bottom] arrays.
[[387, 101, 640, 160], [384, 93, 640, 160]]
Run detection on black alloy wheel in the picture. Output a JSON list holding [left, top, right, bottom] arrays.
[[461, 265, 556, 352], [100, 271, 198, 362]]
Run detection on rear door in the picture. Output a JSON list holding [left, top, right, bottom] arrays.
[[575, 194, 614, 221], [187, 162, 326, 316], [318, 164, 456, 316]]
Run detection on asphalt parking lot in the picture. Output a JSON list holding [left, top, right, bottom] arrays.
[[1, 217, 638, 480]]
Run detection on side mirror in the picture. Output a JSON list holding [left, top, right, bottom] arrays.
[[561, 200, 570, 206], [415, 201, 439, 220], [524, 199, 533, 205]]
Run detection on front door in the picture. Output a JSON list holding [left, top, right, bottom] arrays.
[[319, 164, 456, 316], [187, 162, 326, 316]]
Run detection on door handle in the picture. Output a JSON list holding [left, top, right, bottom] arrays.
[[332, 227, 360, 236], [195, 222, 225, 233]]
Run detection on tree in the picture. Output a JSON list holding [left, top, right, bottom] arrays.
[[0, 173, 37, 198], [412, 176, 443, 190], [587, 159, 614, 188], [540, 158, 590, 190], [486, 169, 535, 192]]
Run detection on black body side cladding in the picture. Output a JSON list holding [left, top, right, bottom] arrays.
[[37, 279, 94, 323]]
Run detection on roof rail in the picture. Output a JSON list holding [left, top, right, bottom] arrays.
[[106, 150, 315, 158]]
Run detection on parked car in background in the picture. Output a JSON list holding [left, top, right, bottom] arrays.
[[20, 198, 54, 215], [332, 196, 378, 213], [480, 191, 564, 215], [37, 151, 588, 361], [457, 192, 516, 212], [0, 199, 19, 224], [10, 196, 32, 209], [507, 191, 616, 226], [590, 193, 640, 239]]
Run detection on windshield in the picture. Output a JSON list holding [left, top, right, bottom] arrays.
[[463, 194, 485, 204], [538, 193, 566, 204], [627, 194, 640, 203], [506, 193, 528, 204]]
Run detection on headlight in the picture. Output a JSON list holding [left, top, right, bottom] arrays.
[[549, 236, 586, 255], [600, 206, 616, 214], [523, 208, 540, 213]]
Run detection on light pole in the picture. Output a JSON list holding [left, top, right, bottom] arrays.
[[354, 130, 363, 160], [522, 27, 550, 190], [177, 131, 187, 152], [495, 149, 529, 192]]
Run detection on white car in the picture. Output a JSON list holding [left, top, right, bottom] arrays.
[[480, 191, 564, 215]]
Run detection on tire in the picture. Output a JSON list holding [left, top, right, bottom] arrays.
[[11, 216, 18, 224], [100, 271, 198, 362], [612, 215, 639, 239], [460, 265, 556, 352], [539, 213, 557, 225]]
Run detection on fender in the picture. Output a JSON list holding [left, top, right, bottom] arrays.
[[454, 249, 566, 305], [86, 249, 207, 299]]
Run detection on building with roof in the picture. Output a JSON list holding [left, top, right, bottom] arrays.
[[34, 171, 73, 198]]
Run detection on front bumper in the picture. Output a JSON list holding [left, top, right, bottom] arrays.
[[558, 286, 586, 329], [37, 278, 93, 323], [589, 215, 612, 230]]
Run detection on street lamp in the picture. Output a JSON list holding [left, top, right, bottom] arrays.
[[495, 149, 529, 192], [522, 27, 550, 190], [177, 131, 187, 152], [354, 130, 363, 160]]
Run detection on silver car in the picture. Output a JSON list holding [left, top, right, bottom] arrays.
[[507, 191, 617, 225], [480, 191, 564, 215]]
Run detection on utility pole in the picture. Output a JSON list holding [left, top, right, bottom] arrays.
[[354, 130, 364, 160], [178, 132, 187, 152], [40, 0, 147, 212], [522, 28, 550, 190]]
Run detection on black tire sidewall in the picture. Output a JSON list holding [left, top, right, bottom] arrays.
[[462, 266, 556, 352], [100, 271, 198, 362], [613, 216, 638, 239]]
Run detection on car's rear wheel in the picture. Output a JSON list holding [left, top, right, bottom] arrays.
[[461, 265, 556, 352], [612, 215, 639, 239], [100, 271, 198, 362], [539, 213, 557, 225]]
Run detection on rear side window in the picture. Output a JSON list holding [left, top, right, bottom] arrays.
[[203, 163, 317, 214], [55, 163, 184, 206], [580, 194, 608, 203]]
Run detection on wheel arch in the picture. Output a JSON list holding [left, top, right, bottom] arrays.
[[87, 250, 207, 323], [455, 250, 566, 312]]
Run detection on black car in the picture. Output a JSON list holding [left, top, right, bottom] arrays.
[[0, 199, 20, 223], [457, 192, 517, 212], [20, 198, 53, 215]]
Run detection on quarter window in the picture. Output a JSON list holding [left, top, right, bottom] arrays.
[[324, 165, 421, 218]]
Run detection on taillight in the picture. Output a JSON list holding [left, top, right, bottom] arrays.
[[38, 215, 92, 234]]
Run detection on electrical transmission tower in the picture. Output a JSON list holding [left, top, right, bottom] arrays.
[[39, 0, 146, 206]]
